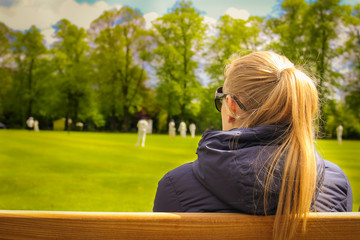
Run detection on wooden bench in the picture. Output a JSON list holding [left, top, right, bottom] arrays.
[[0, 210, 359, 239]]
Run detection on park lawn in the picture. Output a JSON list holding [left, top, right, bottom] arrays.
[[0, 130, 359, 212], [0, 130, 200, 212], [315, 139, 360, 211]]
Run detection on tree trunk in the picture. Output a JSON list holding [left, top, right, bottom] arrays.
[[26, 58, 34, 118], [318, 23, 328, 135], [122, 106, 130, 132], [72, 99, 79, 131], [65, 114, 69, 131], [110, 107, 117, 131]]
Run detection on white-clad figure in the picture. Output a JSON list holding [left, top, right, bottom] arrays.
[[189, 123, 196, 138], [76, 122, 84, 130], [178, 121, 187, 138], [136, 118, 148, 147], [336, 124, 343, 144], [34, 120, 39, 132], [169, 120, 176, 137], [26, 117, 34, 130]]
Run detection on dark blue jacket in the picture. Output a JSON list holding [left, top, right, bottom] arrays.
[[153, 125, 353, 213]]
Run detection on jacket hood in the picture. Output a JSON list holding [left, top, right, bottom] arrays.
[[192, 125, 325, 215]]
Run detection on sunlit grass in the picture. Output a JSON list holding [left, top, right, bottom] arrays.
[[0, 130, 200, 211], [315, 139, 360, 211], [0, 130, 358, 211]]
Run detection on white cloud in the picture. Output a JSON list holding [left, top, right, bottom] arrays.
[[0, 0, 121, 45], [203, 16, 217, 36], [143, 12, 160, 30], [203, 15, 217, 26], [41, 27, 56, 46], [225, 7, 250, 21]]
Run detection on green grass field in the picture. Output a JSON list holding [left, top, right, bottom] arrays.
[[0, 130, 359, 212]]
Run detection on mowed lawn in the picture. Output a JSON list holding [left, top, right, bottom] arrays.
[[0, 130, 359, 212], [0, 130, 200, 212]]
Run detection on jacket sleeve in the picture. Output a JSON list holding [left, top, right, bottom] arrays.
[[153, 173, 183, 212], [315, 160, 353, 212], [345, 176, 353, 212]]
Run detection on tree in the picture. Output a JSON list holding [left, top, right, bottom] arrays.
[[268, 0, 346, 133], [0, 22, 12, 65], [196, 86, 222, 131], [206, 15, 264, 84], [89, 7, 150, 131], [304, 0, 346, 100], [152, 0, 206, 121], [266, 0, 309, 63], [0, 22, 13, 119], [11, 26, 47, 127], [52, 19, 93, 130], [324, 99, 360, 139], [342, 4, 360, 123]]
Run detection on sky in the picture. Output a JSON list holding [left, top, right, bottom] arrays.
[[0, 0, 359, 46]]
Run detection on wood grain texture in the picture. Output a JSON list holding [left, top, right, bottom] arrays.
[[0, 211, 359, 239]]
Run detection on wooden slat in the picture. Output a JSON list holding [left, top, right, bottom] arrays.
[[0, 211, 359, 239]]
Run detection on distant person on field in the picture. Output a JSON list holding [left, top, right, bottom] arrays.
[[26, 117, 34, 130], [337, 124, 343, 144], [136, 118, 148, 147], [169, 120, 176, 137], [34, 120, 39, 132], [153, 51, 352, 240], [189, 123, 196, 138], [178, 120, 187, 138]]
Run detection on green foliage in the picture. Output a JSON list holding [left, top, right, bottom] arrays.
[[304, 0, 347, 97], [8, 26, 48, 126], [0, 23, 13, 117], [197, 86, 222, 131], [0, 1, 359, 137], [0, 68, 13, 117], [153, 0, 205, 120], [266, 0, 350, 135], [89, 6, 150, 131], [0, 22, 12, 65], [342, 4, 360, 127], [266, 0, 309, 63], [268, 0, 345, 98], [324, 100, 360, 138], [205, 15, 263, 85], [52, 19, 93, 130]]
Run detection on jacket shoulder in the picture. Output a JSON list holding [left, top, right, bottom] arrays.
[[315, 159, 353, 212], [153, 162, 234, 212], [153, 163, 193, 212]]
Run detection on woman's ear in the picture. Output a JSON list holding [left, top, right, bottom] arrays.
[[225, 96, 237, 123], [226, 95, 238, 114]]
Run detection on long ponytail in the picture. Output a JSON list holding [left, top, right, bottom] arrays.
[[224, 52, 319, 240], [272, 68, 318, 240]]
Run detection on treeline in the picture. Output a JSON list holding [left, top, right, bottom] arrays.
[[0, 0, 359, 138]]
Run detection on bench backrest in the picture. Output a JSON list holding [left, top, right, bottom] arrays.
[[0, 211, 359, 239]]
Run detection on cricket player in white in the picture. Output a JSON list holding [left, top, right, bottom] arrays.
[[178, 121, 187, 138], [336, 124, 343, 144], [189, 123, 196, 138], [169, 120, 176, 137], [136, 119, 148, 147], [26, 117, 34, 129]]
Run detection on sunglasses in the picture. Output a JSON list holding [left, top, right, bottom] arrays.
[[214, 87, 247, 112]]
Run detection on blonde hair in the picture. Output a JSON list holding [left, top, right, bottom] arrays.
[[224, 51, 318, 240]]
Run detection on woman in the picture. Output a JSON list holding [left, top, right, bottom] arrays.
[[153, 52, 352, 239]]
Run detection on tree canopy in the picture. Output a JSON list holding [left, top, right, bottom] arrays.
[[0, 0, 359, 138]]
